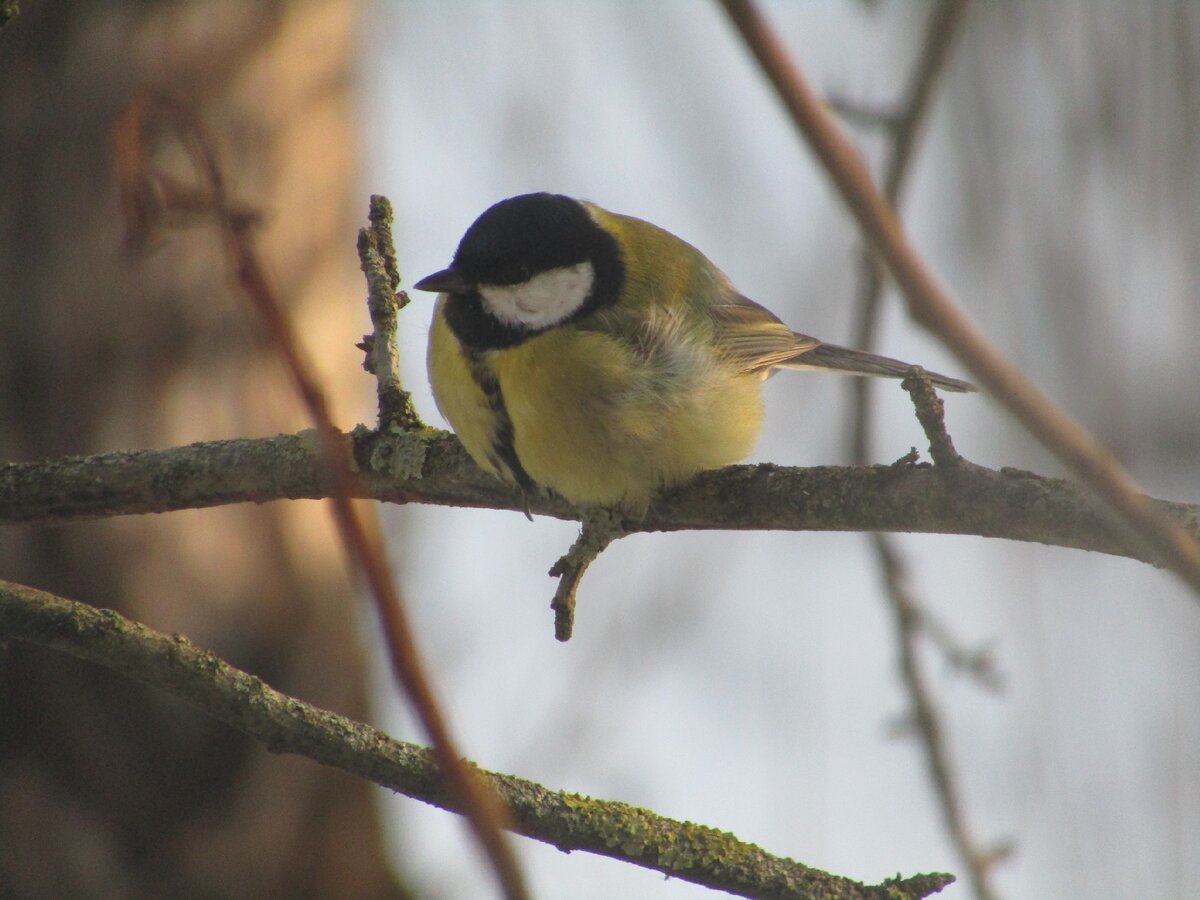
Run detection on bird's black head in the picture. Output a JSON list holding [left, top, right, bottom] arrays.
[[416, 193, 624, 350]]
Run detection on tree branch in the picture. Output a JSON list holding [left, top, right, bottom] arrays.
[[358, 194, 425, 433], [716, 0, 1200, 597], [902, 369, 965, 469], [549, 508, 625, 641], [0, 579, 954, 900], [114, 100, 525, 899], [840, 4, 1005, 897], [2, 429, 1196, 568]]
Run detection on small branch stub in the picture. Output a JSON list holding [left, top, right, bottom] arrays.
[[901, 368, 962, 467], [357, 195, 423, 433], [549, 508, 624, 641]]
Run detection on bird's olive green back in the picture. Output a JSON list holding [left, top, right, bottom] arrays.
[[583, 204, 811, 373]]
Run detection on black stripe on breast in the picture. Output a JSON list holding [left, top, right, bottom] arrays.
[[445, 289, 534, 350], [465, 351, 536, 495]]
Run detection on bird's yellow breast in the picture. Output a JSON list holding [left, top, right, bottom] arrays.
[[428, 297, 764, 512]]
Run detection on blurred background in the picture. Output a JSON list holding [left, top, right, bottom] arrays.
[[2, 2, 1199, 899]]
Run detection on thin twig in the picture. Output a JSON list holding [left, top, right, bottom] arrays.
[[828, 4, 1004, 896], [357, 195, 424, 433], [902, 368, 963, 469], [908, 604, 1003, 693], [112, 98, 527, 900], [548, 508, 624, 641], [872, 540, 1004, 900], [850, 0, 971, 463], [716, 0, 1200, 596], [0, 579, 956, 900]]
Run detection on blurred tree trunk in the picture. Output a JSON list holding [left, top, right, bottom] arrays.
[[0, 3, 407, 897]]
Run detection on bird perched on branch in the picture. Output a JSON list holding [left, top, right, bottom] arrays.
[[417, 193, 972, 513]]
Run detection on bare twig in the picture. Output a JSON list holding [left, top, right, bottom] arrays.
[[0, 579, 955, 900], [902, 368, 963, 469], [112, 99, 527, 900], [872, 541, 1004, 900], [827, 4, 1004, 897], [850, 0, 972, 462], [908, 604, 1003, 693], [357, 195, 424, 433], [716, 0, 1200, 596], [548, 508, 625, 641]]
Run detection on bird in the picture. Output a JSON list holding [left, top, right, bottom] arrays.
[[416, 192, 972, 514]]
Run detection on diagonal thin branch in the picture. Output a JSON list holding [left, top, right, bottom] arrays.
[[874, 538, 1006, 899], [879, 368, 1005, 900], [113, 98, 527, 900], [840, 5, 1003, 897], [850, 0, 971, 464], [0, 579, 955, 900], [716, 0, 1200, 597]]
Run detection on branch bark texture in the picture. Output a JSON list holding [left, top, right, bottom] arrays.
[[0, 580, 953, 900], [2, 430, 1196, 570], [717, 0, 1200, 595]]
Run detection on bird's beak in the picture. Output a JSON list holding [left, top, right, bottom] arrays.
[[414, 267, 471, 294]]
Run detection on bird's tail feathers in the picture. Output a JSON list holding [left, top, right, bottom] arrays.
[[778, 341, 975, 393]]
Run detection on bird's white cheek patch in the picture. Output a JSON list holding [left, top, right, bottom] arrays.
[[478, 261, 595, 330]]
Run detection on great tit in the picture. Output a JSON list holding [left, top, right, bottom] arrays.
[[417, 192, 972, 513]]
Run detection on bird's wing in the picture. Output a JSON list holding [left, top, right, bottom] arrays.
[[706, 292, 975, 391], [708, 293, 818, 374]]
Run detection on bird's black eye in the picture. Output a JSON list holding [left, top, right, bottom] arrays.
[[480, 261, 534, 287]]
